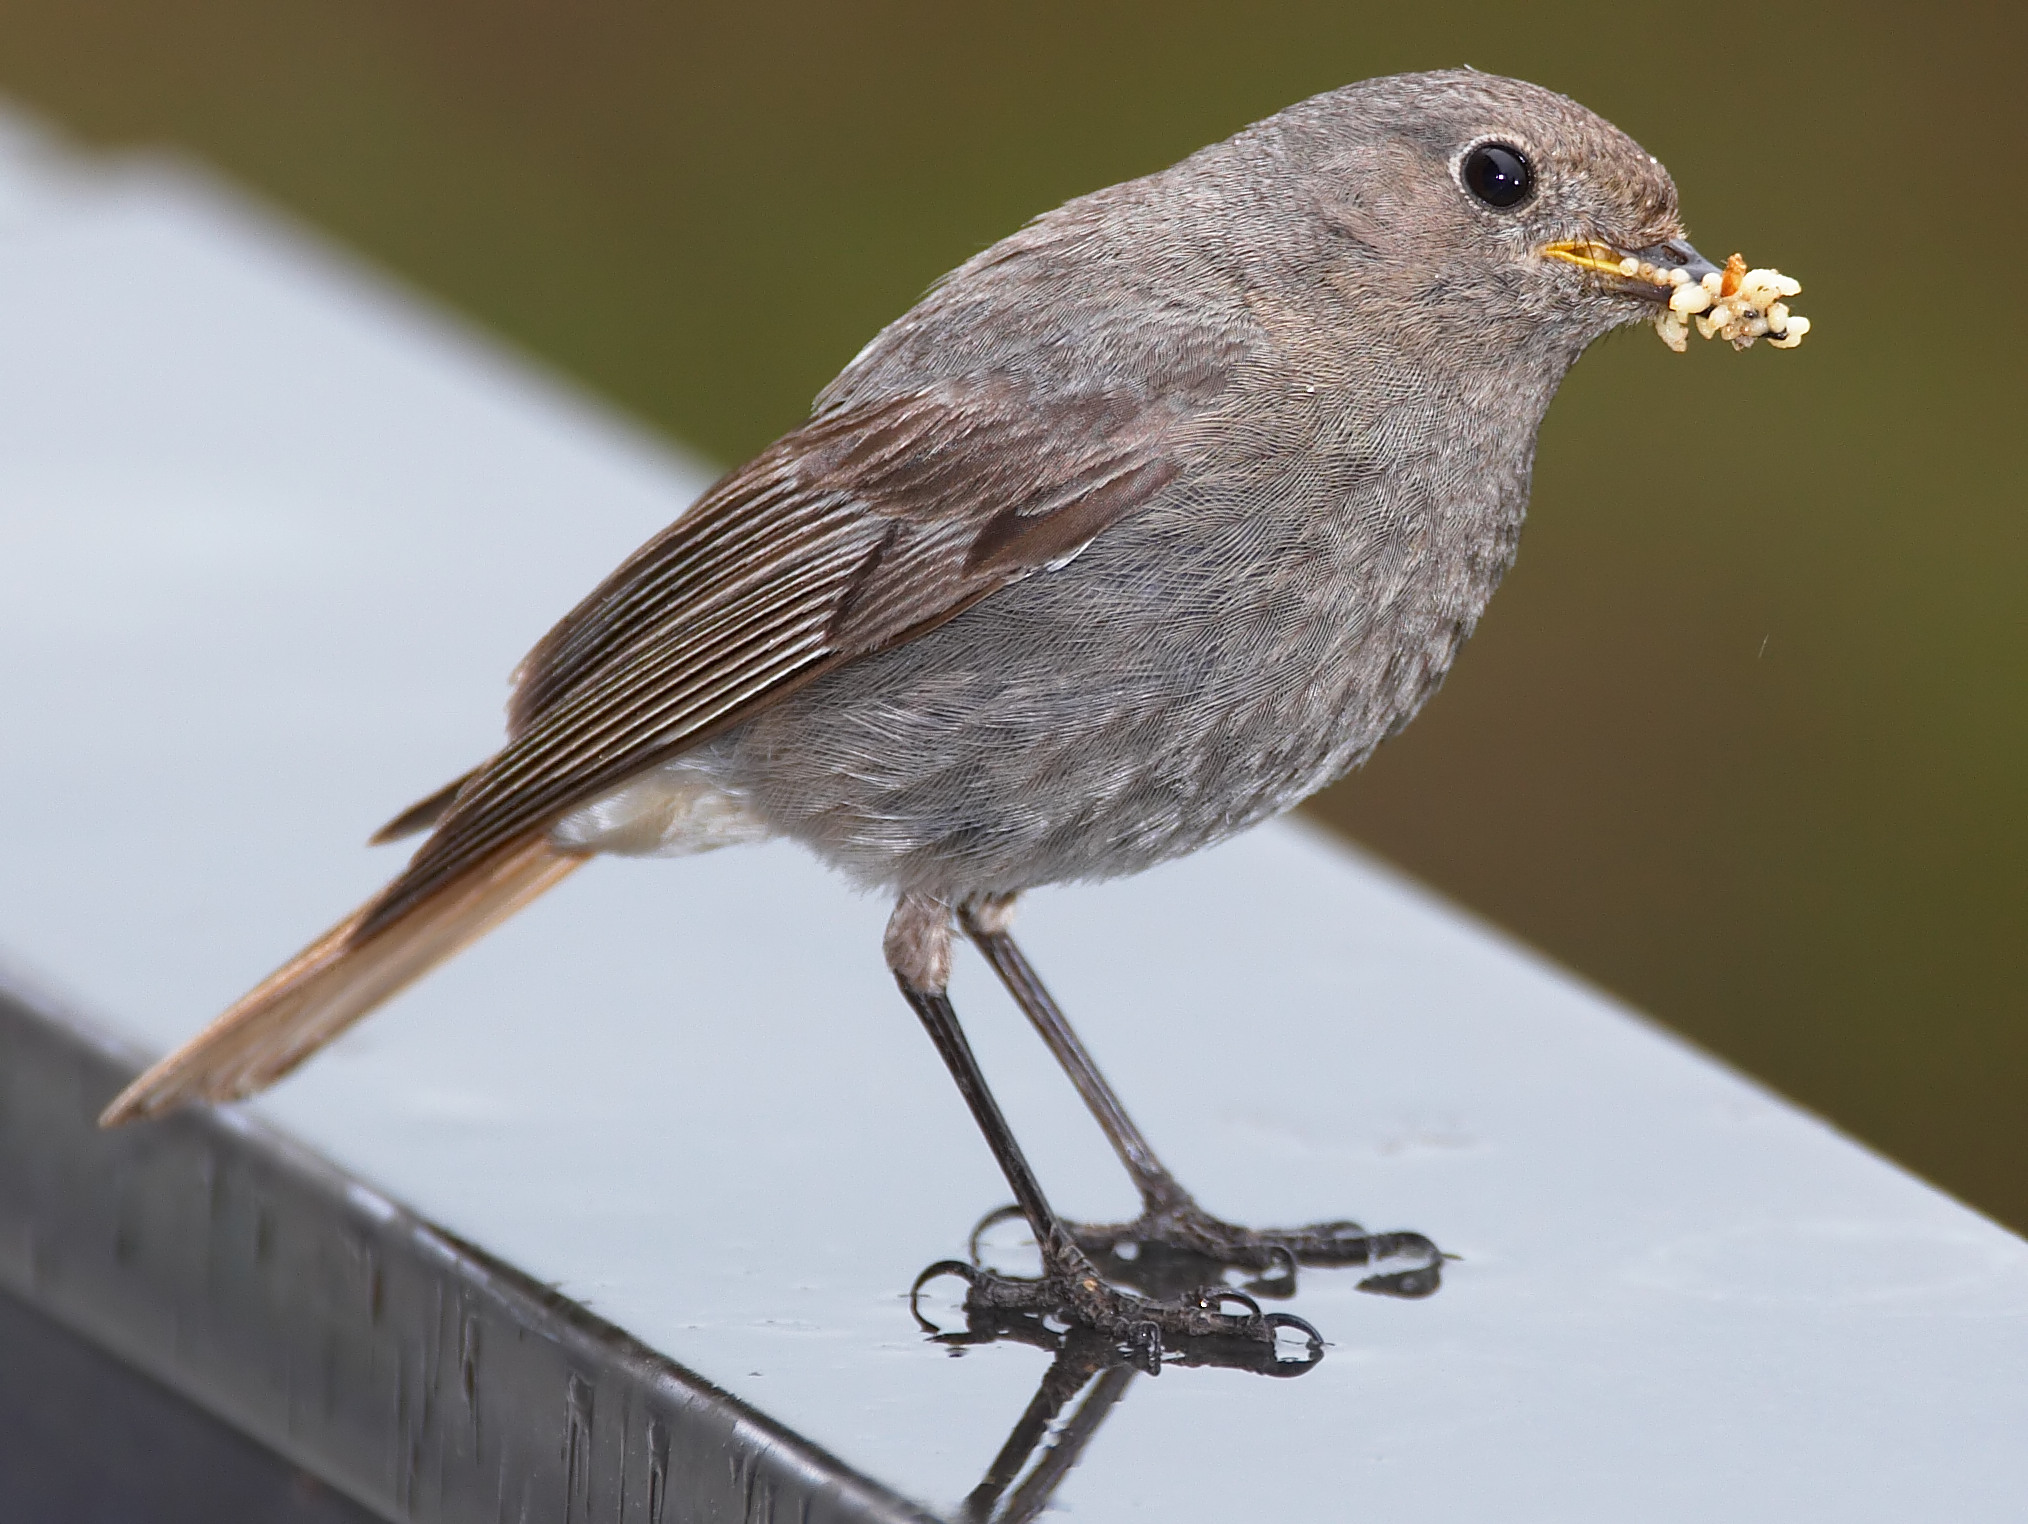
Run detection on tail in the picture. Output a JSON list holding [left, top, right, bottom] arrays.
[[100, 834, 584, 1126]]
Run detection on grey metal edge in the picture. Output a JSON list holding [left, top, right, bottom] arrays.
[[0, 971, 941, 1524]]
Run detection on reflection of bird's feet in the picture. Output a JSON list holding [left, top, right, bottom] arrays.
[[970, 1190, 1446, 1301], [914, 1237, 1324, 1372]]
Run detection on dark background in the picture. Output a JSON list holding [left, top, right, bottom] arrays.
[[0, 1289, 373, 1524], [1, 2, 2021, 1228]]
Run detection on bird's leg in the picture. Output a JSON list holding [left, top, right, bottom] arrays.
[[887, 892, 1315, 1357], [957, 895, 1441, 1299], [957, 1350, 1136, 1524]]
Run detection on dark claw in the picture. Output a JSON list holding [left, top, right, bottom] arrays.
[[1195, 1287, 1264, 1324], [1352, 1234, 1449, 1299], [1237, 1242, 1298, 1298], [910, 1258, 986, 1336], [1258, 1313, 1326, 1373], [966, 1202, 1030, 1265], [1359, 1262, 1443, 1298]]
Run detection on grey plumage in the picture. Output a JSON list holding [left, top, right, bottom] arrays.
[[632, 69, 1683, 898], [105, 69, 1700, 1137]]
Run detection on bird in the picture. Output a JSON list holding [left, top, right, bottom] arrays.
[[104, 69, 1734, 1352]]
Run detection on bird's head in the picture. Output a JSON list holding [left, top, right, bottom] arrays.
[[1242, 70, 1718, 363]]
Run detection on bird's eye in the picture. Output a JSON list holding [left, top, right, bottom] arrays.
[[1462, 142, 1532, 210]]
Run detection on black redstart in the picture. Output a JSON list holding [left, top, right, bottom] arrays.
[[105, 70, 1798, 1351]]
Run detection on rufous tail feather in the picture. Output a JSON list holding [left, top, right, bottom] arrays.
[[100, 834, 584, 1126]]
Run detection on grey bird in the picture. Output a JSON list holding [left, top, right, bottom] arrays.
[[105, 69, 1732, 1350]]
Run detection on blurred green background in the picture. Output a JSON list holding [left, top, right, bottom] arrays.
[[1, 3, 2021, 1226]]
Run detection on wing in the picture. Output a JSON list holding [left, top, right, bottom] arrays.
[[360, 378, 1201, 933]]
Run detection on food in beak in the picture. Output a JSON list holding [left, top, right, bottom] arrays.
[[1542, 239, 1810, 353], [1653, 253, 1809, 353]]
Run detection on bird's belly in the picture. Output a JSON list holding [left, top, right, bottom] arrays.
[[714, 500, 1485, 898]]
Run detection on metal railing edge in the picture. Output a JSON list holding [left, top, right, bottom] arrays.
[[0, 969, 941, 1524]]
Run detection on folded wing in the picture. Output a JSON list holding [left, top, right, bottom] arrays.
[[360, 378, 1198, 934]]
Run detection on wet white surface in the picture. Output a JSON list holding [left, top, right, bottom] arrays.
[[0, 109, 2023, 1520]]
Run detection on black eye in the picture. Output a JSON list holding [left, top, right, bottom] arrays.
[[1462, 142, 1532, 210]]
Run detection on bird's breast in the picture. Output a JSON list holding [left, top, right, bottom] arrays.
[[716, 395, 1534, 897]]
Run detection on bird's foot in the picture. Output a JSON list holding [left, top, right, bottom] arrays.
[[912, 1242, 1324, 1373], [969, 1194, 1445, 1301]]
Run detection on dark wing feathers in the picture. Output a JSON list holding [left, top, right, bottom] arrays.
[[369, 767, 478, 844], [965, 456, 1181, 577], [358, 382, 1201, 934]]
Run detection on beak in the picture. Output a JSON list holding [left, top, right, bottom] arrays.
[[1540, 236, 1721, 304]]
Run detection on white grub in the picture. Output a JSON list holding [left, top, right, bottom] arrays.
[[1767, 314, 1811, 349], [1659, 252, 1808, 351], [1670, 281, 1714, 315]]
